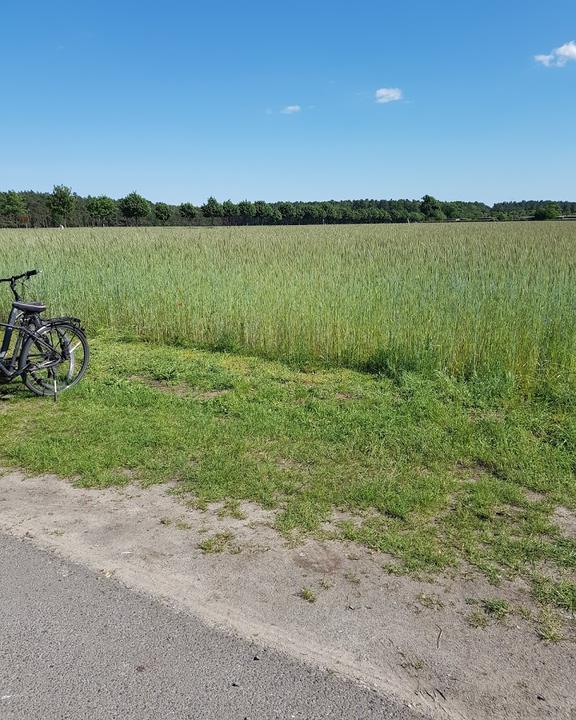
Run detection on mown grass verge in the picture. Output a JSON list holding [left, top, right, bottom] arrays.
[[0, 338, 574, 618]]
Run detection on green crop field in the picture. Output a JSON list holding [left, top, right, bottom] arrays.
[[2, 221, 575, 385]]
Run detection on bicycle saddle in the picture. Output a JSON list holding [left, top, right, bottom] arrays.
[[13, 301, 47, 313]]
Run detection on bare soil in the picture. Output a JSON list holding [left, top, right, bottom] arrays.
[[553, 506, 576, 539]]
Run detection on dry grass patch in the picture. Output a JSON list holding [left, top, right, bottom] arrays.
[[129, 374, 190, 397], [198, 531, 241, 555]]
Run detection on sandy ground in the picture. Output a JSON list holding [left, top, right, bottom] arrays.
[[0, 469, 574, 720]]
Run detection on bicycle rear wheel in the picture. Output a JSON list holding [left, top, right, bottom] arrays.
[[20, 321, 89, 397]]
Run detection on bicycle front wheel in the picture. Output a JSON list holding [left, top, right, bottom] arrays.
[[20, 321, 89, 397]]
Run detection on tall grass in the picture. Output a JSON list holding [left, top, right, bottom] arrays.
[[1, 223, 575, 383]]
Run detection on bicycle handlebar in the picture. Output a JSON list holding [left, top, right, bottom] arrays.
[[0, 269, 40, 283], [0, 270, 41, 301]]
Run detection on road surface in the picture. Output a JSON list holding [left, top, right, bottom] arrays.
[[0, 533, 421, 719]]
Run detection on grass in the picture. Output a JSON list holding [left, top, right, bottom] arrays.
[[198, 531, 239, 554], [344, 571, 361, 585], [481, 598, 512, 620], [0, 338, 575, 614], [299, 587, 317, 603], [531, 576, 576, 613], [418, 593, 444, 610], [319, 578, 334, 590], [536, 608, 564, 643], [1, 223, 575, 385], [0, 224, 574, 629], [467, 610, 490, 629]]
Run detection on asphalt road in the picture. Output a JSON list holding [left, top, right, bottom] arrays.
[[0, 533, 422, 720]]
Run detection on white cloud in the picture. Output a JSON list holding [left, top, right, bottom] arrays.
[[535, 41, 576, 67], [535, 54, 555, 67], [281, 105, 301, 114], [375, 87, 403, 104]]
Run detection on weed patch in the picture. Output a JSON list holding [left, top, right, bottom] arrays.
[[198, 531, 240, 555], [299, 587, 317, 603]]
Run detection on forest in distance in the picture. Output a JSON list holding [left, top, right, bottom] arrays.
[[1, 185, 575, 228]]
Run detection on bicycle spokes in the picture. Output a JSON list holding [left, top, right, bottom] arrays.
[[24, 325, 88, 396]]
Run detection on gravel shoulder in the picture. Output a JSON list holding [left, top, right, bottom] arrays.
[[0, 470, 574, 720]]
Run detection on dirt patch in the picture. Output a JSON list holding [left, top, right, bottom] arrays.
[[553, 506, 576, 538], [525, 489, 546, 503], [117, 467, 137, 480], [195, 389, 230, 400], [129, 376, 230, 401], [276, 457, 310, 472], [295, 373, 324, 386], [129, 374, 190, 397], [454, 461, 492, 483], [0, 470, 575, 720], [293, 542, 344, 574]]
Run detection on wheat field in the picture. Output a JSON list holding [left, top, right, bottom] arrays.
[[2, 222, 575, 383]]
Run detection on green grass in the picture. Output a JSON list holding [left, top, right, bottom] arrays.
[[481, 598, 512, 620], [1, 224, 575, 624], [531, 576, 576, 613], [0, 338, 574, 612], [536, 607, 564, 643], [299, 587, 317, 603], [1, 222, 575, 384], [198, 531, 239, 554]]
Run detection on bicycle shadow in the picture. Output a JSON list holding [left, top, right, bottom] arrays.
[[0, 383, 29, 403]]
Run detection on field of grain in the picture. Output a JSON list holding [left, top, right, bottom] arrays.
[[1, 222, 575, 383]]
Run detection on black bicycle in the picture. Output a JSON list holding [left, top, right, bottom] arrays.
[[0, 270, 89, 397]]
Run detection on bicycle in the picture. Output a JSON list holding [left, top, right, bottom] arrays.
[[0, 269, 89, 397]]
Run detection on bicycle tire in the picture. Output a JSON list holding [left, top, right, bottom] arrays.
[[20, 321, 90, 397]]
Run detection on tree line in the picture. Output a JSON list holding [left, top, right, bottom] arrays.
[[0, 186, 574, 228]]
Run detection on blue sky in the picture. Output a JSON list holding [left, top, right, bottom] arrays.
[[1, 0, 574, 204]]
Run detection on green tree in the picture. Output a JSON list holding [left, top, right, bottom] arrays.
[[237, 200, 255, 225], [253, 200, 267, 224], [201, 196, 223, 224], [534, 203, 561, 221], [277, 202, 295, 223], [322, 202, 342, 224], [118, 192, 151, 225], [443, 202, 460, 220], [290, 204, 305, 224], [0, 191, 26, 224], [154, 202, 171, 225], [263, 205, 282, 224], [222, 200, 238, 225], [303, 204, 325, 224], [86, 195, 117, 226], [420, 194, 443, 221], [179, 203, 198, 223], [48, 185, 76, 226]]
